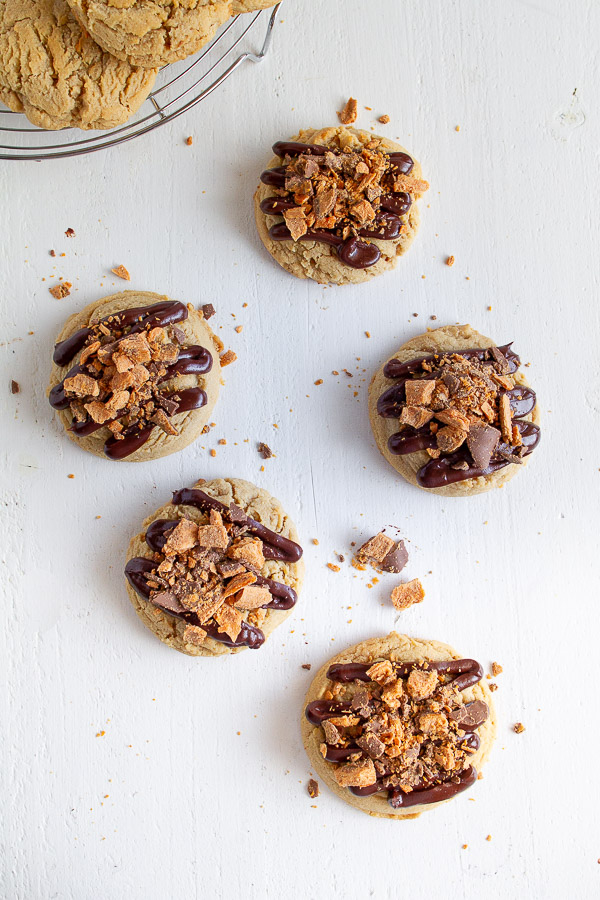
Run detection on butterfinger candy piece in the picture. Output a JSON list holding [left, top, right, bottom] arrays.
[[390, 579, 425, 611], [404, 379, 435, 406], [334, 758, 377, 788], [232, 584, 272, 610], [357, 532, 395, 563]]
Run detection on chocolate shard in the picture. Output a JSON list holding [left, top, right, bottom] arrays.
[[490, 346, 511, 374], [466, 424, 501, 469], [449, 700, 489, 731], [228, 503, 247, 523], [150, 591, 187, 614], [442, 370, 461, 395], [380, 540, 409, 574]]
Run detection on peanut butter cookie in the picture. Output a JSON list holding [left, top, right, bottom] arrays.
[[254, 126, 428, 285], [368, 324, 541, 497], [65, 0, 231, 68], [0, 0, 157, 129], [124, 477, 304, 656], [48, 291, 221, 462], [302, 632, 496, 819]]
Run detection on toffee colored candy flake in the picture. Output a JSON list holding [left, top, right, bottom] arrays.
[[256, 128, 428, 279], [338, 97, 358, 125], [111, 265, 130, 281], [390, 578, 424, 611], [371, 325, 541, 494], [48, 295, 217, 461], [124, 478, 304, 656], [49, 282, 71, 299], [302, 633, 495, 818]]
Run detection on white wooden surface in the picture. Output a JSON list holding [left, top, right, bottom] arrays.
[[1, 1, 599, 897]]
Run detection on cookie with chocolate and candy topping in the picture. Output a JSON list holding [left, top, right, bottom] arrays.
[[47, 291, 221, 462], [124, 477, 304, 656], [301, 631, 496, 819], [254, 126, 428, 285], [368, 324, 541, 497]]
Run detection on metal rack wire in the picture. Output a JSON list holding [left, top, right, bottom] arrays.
[[0, 3, 280, 161]]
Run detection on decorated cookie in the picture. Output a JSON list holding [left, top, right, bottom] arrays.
[[48, 291, 221, 462], [254, 126, 428, 285], [0, 0, 157, 129], [302, 632, 496, 819], [124, 477, 304, 656], [65, 0, 231, 68], [368, 324, 540, 497]]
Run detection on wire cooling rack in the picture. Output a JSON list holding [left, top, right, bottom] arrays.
[[0, 3, 280, 161]]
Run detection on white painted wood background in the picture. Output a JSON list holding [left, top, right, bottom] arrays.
[[1, 0, 599, 897]]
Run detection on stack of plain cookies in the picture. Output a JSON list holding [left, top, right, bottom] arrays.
[[0, 0, 277, 130]]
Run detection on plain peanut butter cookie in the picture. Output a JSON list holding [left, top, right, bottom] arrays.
[[368, 324, 541, 497], [47, 290, 221, 462], [254, 126, 428, 286], [302, 631, 496, 819], [65, 0, 231, 68], [0, 0, 157, 129], [124, 477, 304, 656]]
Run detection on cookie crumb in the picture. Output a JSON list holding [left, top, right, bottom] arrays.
[[49, 282, 71, 299], [210, 449, 216, 458], [462, 844, 468, 850], [327, 563, 340, 572], [430, 315, 437, 320], [49, 249, 56, 257], [312, 538, 319, 545], [111, 264, 130, 281], [486, 835, 492, 842], [378, 114, 390, 124], [491, 661, 503, 676], [10, 380, 20, 394], [390, 578, 425, 611], [446, 255, 455, 266], [513, 722, 526, 734], [201, 303, 216, 320], [235, 325, 243, 333], [307, 778, 319, 798], [220, 349, 237, 367], [67, 473, 75, 479], [338, 97, 358, 125], [314, 379, 323, 385], [302, 663, 312, 670], [65, 228, 75, 238], [186, 136, 193, 146], [365, 331, 371, 338], [258, 442, 274, 459], [455, 125, 460, 132], [489, 683, 498, 692]]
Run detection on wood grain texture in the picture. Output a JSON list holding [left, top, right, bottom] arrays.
[[1, 0, 599, 897]]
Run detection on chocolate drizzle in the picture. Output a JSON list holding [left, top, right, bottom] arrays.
[[305, 658, 488, 809], [125, 487, 303, 650], [377, 343, 540, 487], [259, 142, 417, 269], [50, 301, 213, 460]]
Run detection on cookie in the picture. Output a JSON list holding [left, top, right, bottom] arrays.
[[0, 0, 157, 130], [301, 631, 496, 819], [65, 0, 231, 68], [124, 477, 304, 656], [48, 291, 221, 462], [254, 126, 428, 285], [368, 324, 541, 497], [232, 1, 277, 11]]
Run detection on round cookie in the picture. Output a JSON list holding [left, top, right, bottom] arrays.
[[368, 323, 541, 497], [48, 290, 221, 462], [65, 0, 231, 68], [232, 1, 277, 11], [0, 0, 157, 130], [301, 631, 496, 819], [124, 477, 304, 656], [254, 126, 428, 286]]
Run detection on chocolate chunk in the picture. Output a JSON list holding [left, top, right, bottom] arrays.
[[380, 540, 408, 574], [351, 688, 372, 714], [356, 732, 385, 759], [258, 442, 274, 459], [201, 303, 216, 320], [171, 325, 187, 344], [442, 371, 461, 395], [150, 590, 187, 613], [307, 778, 319, 799], [322, 720, 341, 744], [490, 346, 511, 374], [449, 700, 489, 730], [228, 503, 247, 523], [156, 394, 180, 417], [10, 380, 20, 394], [301, 663, 312, 671], [466, 424, 501, 469]]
